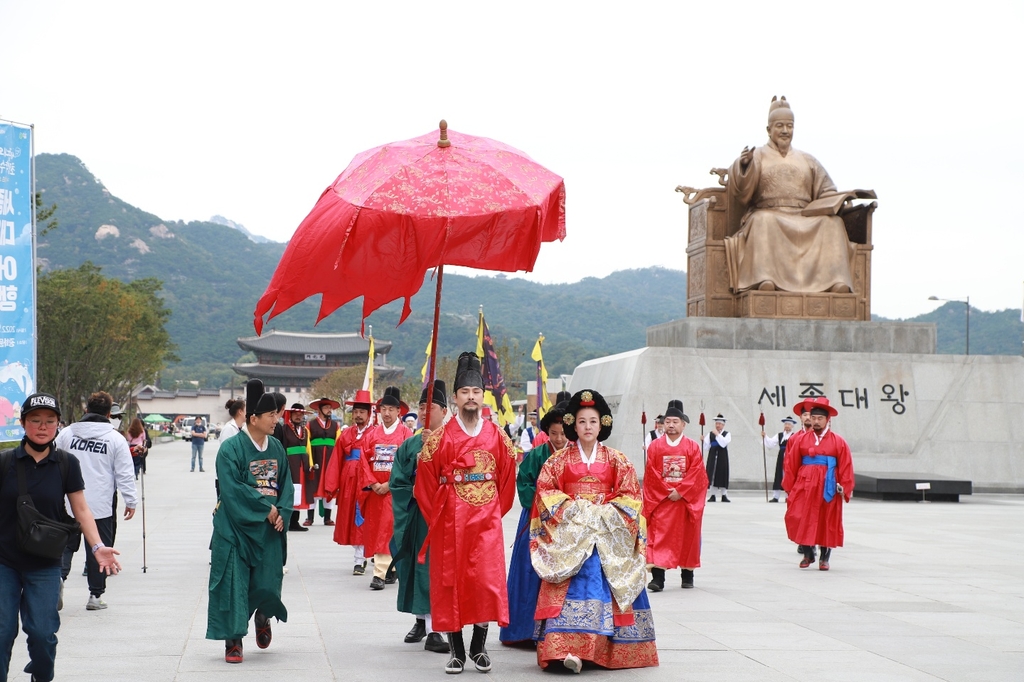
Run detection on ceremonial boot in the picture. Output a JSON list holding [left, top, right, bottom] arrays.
[[647, 567, 665, 592], [426, 632, 451, 653], [681, 569, 694, 589], [445, 631, 466, 674], [405, 618, 427, 643], [224, 639, 243, 664], [799, 546, 816, 569], [707, 495, 716, 502], [819, 546, 831, 571], [324, 509, 335, 526], [469, 624, 492, 672], [255, 610, 272, 649], [289, 511, 308, 532]]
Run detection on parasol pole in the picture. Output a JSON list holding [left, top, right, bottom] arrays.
[[641, 404, 647, 473], [759, 403, 769, 502], [423, 265, 444, 430]]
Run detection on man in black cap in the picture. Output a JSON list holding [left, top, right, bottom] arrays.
[[390, 379, 451, 654], [279, 403, 313, 531], [306, 397, 342, 527], [645, 415, 666, 449], [414, 352, 517, 674], [206, 379, 292, 664], [704, 414, 732, 502], [763, 416, 798, 503]]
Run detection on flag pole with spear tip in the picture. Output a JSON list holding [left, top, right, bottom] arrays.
[[698, 402, 706, 458], [641, 403, 648, 473], [758, 402, 769, 502]]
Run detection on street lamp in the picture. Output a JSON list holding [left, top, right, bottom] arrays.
[[928, 295, 970, 355]]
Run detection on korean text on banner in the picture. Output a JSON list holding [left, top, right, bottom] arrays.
[[0, 122, 35, 441]]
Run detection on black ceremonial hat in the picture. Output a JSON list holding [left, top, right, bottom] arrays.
[[665, 400, 685, 420], [454, 351, 484, 391], [245, 379, 278, 418], [555, 390, 571, 405], [418, 379, 448, 408]]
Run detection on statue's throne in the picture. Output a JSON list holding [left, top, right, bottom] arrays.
[[676, 170, 877, 321]]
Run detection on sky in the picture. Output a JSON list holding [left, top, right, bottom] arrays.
[[3, 0, 1023, 319]]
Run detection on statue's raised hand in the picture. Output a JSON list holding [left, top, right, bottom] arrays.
[[739, 145, 754, 169]]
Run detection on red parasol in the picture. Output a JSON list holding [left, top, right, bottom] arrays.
[[254, 121, 565, 427], [254, 120, 565, 334]]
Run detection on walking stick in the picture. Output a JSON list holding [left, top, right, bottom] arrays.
[[140, 467, 148, 573], [758, 405, 769, 502]]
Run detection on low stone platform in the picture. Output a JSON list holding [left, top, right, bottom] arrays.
[[647, 318, 936, 354], [855, 471, 973, 502]]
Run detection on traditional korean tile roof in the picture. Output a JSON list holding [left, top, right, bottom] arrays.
[[236, 330, 393, 356]]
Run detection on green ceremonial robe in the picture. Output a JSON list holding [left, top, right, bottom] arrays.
[[389, 431, 431, 616], [207, 432, 293, 640], [517, 442, 554, 508]]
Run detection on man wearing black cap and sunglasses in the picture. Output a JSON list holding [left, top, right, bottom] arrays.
[[206, 379, 293, 664]]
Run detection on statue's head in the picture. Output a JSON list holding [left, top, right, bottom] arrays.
[[766, 95, 794, 149]]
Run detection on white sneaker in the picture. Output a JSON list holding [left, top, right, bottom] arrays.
[[86, 595, 108, 610]]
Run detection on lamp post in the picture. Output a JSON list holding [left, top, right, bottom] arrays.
[[928, 295, 970, 355]]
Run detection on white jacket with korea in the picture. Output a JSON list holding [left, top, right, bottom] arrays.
[[56, 414, 138, 517]]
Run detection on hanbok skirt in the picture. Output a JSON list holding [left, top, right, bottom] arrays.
[[499, 507, 541, 644], [535, 552, 658, 669]]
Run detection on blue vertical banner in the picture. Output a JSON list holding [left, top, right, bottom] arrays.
[[0, 121, 35, 440]]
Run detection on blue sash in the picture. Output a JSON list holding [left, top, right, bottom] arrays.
[[802, 455, 838, 502], [345, 447, 361, 462]]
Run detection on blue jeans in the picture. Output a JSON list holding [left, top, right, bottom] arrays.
[[191, 439, 205, 471], [0, 562, 62, 682]]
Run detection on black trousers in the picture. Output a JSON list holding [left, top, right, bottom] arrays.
[[62, 515, 114, 597]]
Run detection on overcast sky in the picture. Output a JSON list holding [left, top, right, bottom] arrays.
[[4, 1, 1022, 318]]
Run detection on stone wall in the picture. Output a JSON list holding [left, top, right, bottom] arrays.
[[568, 347, 1024, 493]]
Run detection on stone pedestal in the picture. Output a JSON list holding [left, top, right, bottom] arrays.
[[647, 318, 936, 354]]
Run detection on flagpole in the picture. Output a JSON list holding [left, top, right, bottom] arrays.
[[759, 402, 769, 502], [424, 265, 443, 430]]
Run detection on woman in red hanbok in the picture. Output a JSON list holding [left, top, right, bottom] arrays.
[[530, 389, 658, 672]]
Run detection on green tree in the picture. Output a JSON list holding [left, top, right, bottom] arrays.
[[34, 190, 58, 236], [37, 263, 177, 421]]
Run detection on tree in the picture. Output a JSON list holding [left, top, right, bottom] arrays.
[[306, 366, 366, 406], [37, 263, 177, 421], [34, 190, 58, 236]]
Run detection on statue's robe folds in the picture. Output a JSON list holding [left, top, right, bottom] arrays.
[[782, 428, 854, 548], [206, 432, 292, 640], [643, 436, 708, 570], [530, 444, 658, 670], [724, 142, 855, 293], [414, 419, 517, 633]]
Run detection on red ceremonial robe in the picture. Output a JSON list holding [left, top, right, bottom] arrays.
[[643, 435, 708, 569], [782, 426, 854, 548], [414, 417, 517, 633], [324, 424, 369, 546], [359, 420, 413, 556]]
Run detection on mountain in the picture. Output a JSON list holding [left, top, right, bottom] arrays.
[[35, 153, 1022, 389], [34, 154, 689, 384], [208, 215, 274, 244]]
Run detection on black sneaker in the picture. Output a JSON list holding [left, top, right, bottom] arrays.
[[289, 524, 309, 532], [721, 495, 731, 503], [353, 561, 366, 576], [385, 566, 398, 584], [707, 495, 716, 503], [370, 576, 385, 590]]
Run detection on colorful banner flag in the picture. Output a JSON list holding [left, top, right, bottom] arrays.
[[531, 334, 553, 417], [0, 121, 35, 441], [420, 335, 433, 388], [475, 309, 515, 426]]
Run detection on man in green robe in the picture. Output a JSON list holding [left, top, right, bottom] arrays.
[[207, 379, 293, 664], [389, 379, 450, 654]]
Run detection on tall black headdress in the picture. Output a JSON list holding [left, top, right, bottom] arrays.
[[665, 400, 685, 420], [454, 351, 484, 391], [245, 379, 279, 418], [562, 389, 614, 442], [554, 390, 571, 406], [418, 379, 448, 408]]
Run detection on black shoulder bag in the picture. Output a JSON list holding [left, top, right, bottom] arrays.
[[11, 450, 83, 560]]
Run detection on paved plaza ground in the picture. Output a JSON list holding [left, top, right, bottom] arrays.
[[8, 439, 1023, 681]]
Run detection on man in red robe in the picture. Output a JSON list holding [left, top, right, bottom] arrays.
[[782, 396, 854, 570], [414, 352, 517, 675], [308, 398, 342, 526], [360, 386, 412, 590], [644, 400, 709, 590], [323, 390, 372, 575]]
